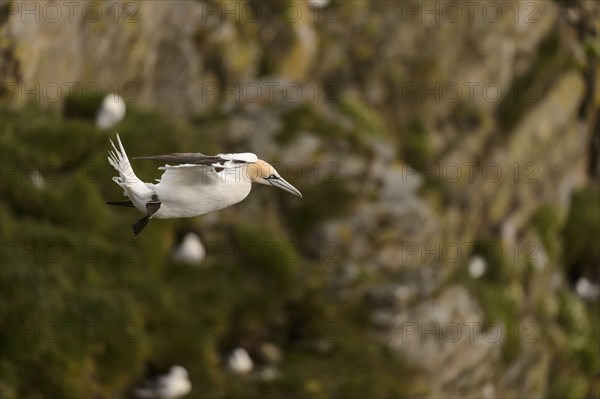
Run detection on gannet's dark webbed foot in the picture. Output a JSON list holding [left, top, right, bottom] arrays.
[[132, 217, 149, 237], [146, 195, 161, 218], [132, 196, 162, 238]]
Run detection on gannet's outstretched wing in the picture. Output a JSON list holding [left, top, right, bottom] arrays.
[[133, 152, 257, 168], [134, 152, 258, 185]]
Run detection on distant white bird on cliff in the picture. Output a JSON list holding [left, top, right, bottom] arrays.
[[134, 365, 191, 399], [575, 277, 600, 301], [172, 232, 206, 264], [468, 255, 487, 279], [28, 170, 45, 189], [226, 348, 254, 374], [96, 93, 126, 129], [106, 134, 302, 237]]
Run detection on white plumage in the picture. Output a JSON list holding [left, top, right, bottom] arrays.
[[575, 277, 600, 301], [134, 365, 191, 399], [468, 255, 487, 279], [96, 93, 126, 129], [226, 348, 253, 374], [28, 170, 45, 189], [172, 232, 206, 264]]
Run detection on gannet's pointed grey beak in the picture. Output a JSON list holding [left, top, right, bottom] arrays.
[[270, 177, 302, 198]]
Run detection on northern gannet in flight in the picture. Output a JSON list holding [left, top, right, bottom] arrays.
[[107, 135, 302, 237]]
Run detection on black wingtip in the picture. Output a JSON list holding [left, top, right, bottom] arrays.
[[132, 217, 149, 237]]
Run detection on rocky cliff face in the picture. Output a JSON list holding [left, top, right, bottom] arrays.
[[1, 1, 598, 398]]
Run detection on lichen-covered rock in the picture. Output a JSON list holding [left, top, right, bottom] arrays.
[[379, 286, 504, 396]]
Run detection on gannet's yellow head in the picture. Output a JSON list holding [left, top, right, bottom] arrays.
[[247, 160, 302, 198]]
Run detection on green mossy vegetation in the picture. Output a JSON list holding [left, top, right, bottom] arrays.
[[399, 118, 432, 173], [278, 102, 345, 145], [531, 205, 562, 261], [452, 239, 524, 363], [339, 93, 388, 138], [562, 186, 600, 275], [286, 181, 354, 237], [547, 290, 600, 399], [63, 88, 105, 121], [278, 94, 391, 149], [545, 186, 600, 399]]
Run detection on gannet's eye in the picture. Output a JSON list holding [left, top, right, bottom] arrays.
[[267, 174, 278, 180]]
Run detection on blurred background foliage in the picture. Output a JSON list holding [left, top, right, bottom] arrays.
[[1, 0, 599, 398]]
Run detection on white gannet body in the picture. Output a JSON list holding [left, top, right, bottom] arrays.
[[107, 134, 302, 236]]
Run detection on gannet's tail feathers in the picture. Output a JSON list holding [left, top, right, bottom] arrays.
[[107, 133, 141, 186], [107, 134, 155, 204], [107, 135, 158, 237]]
